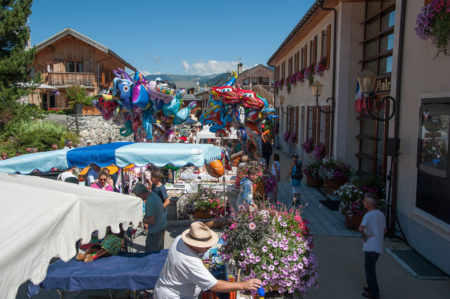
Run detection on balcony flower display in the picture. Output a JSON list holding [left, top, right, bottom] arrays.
[[301, 138, 314, 153], [296, 70, 305, 83], [304, 65, 315, 86], [415, 0, 450, 56], [220, 206, 319, 296], [289, 132, 297, 143], [315, 57, 327, 76], [312, 143, 326, 160]]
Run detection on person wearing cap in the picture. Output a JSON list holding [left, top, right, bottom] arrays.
[[86, 140, 92, 146], [359, 193, 386, 299], [154, 222, 262, 299], [1, 152, 7, 160], [132, 183, 167, 253]]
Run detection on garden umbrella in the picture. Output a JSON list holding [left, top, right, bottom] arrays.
[[0, 142, 222, 174], [0, 172, 143, 299]]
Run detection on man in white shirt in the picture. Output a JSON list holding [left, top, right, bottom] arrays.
[[154, 222, 261, 299], [57, 165, 77, 182], [359, 193, 386, 299], [86, 164, 101, 186]]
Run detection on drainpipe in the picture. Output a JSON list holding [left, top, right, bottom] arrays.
[[388, 0, 406, 236], [319, 0, 337, 157]]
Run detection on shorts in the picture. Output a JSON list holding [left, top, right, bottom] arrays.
[[292, 185, 301, 195]]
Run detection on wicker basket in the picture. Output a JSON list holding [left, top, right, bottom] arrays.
[[204, 219, 226, 229], [306, 175, 323, 188], [322, 177, 347, 194]]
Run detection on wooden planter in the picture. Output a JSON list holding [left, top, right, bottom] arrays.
[[345, 213, 364, 230], [322, 177, 347, 194], [192, 210, 212, 219], [306, 175, 323, 188], [204, 218, 226, 229]]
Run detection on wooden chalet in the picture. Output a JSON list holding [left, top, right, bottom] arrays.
[[29, 28, 136, 113]]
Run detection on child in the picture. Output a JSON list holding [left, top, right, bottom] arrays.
[[151, 170, 170, 208], [287, 155, 302, 206], [237, 168, 258, 213], [271, 153, 280, 202], [76, 226, 124, 262]]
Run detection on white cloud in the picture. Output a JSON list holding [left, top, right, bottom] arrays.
[[141, 70, 151, 76], [181, 60, 238, 75]]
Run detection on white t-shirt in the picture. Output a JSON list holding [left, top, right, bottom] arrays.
[[154, 236, 218, 299], [271, 161, 280, 177], [86, 168, 98, 186], [361, 209, 386, 253], [57, 171, 76, 182]]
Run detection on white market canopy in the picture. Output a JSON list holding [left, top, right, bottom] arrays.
[[0, 173, 143, 299]]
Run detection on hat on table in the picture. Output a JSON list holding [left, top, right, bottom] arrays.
[[182, 221, 219, 248]]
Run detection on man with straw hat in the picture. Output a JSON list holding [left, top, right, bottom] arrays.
[[154, 222, 262, 299]]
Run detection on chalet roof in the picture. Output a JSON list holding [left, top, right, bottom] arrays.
[[238, 64, 274, 78], [35, 28, 136, 71], [267, 0, 323, 65], [183, 94, 199, 101]]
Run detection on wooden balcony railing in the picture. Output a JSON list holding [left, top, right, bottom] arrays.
[[44, 72, 96, 88]]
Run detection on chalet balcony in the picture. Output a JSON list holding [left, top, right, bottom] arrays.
[[43, 72, 96, 88]]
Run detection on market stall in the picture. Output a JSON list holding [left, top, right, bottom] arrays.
[[0, 173, 143, 299]]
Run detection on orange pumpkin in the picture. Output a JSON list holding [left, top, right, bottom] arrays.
[[206, 160, 224, 178]]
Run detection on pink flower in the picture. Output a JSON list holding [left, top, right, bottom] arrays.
[[229, 223, 236, 230], [249, 222, 256, 230]]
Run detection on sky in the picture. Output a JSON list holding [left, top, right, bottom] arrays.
[[29, 0, 316, 76]]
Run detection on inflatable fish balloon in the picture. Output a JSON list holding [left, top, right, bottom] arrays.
[[112, 78, 134, 111], [163, 89, 185, 116], [211, 86, 243, 104], [132, 83, 150, 109], [174, 102, 196, 125], [120, 120, 133, 137]]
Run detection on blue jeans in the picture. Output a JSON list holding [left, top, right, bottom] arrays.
[[364, 251, 380, 298]]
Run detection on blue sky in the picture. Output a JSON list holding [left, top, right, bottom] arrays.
[[29, 0, 315, 76]]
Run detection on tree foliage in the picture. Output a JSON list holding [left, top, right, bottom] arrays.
[[0, 0, 40, 132]]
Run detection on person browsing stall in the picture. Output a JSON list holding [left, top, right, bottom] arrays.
[[132, 183, 167, 253], [90, 170, 114, 191], [237, 168, 258, 212], [154, 222, 262, 299], [151, 171, 170, 208]]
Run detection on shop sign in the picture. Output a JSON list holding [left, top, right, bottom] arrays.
[[375, 77, 391, 92]]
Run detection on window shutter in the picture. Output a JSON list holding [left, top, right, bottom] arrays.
[[313, 36, 318, 65], [295, 106, 299, 143], [312, 107, 317, 145], [326, 24, 331, 70]]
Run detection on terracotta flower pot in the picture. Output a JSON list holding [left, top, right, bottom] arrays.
[[306, 175, 323, 187], [322, 177, 347, 194], [192, 210, 212, 219], [345, 213, 364, 230]]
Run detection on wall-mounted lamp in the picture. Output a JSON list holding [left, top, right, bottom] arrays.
[[276, 95, 291, 115], [312, 80, 335, 114], [357, 69, 395, 122]]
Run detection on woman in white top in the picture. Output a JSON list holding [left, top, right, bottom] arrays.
[[271, 153, 280, 202]]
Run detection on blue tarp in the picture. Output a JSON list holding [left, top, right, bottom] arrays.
[[28, 250, 168, 297]]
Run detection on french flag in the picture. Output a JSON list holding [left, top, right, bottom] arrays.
[[355, 81, 372, 113]]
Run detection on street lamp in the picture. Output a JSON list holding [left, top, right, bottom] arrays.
[[312, 80, 335, 114], [276, 95, 290, 115], [357, 69, 395, 122]]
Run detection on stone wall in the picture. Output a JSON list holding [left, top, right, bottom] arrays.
[[45, 114, 133, 146]]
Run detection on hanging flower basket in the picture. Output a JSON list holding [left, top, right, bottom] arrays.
[[415, 0, 450, 57], [296, 70, 305, 83], [315, 57, 327, 76]]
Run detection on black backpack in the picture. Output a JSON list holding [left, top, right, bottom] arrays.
[[291, 161, 303, 180]]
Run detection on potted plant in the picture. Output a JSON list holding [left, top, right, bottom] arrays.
[[315, 57, 327, 76], [312, 143, 326, 160], [304, 161, 323, 187], [66, 85, 94, 114], [220, 206, 319, 296], [296, 70, 305, 83], [336, 175, 386, 229], [319, 159, 351, 194], [177, 186, 227, 221], [301, 138, 314, 154], [415, 0, 450, 57]]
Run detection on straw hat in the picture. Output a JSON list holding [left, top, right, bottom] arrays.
[[182, 222, 219, 248]]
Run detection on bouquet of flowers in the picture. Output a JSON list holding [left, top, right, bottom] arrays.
[[336, 175, 386, 216], [415, 0, 450, 56], [318, 159, 351, 180], [302, 138, 314, 153], [312, 143, 326, 160], [315, 57, 327, 76], [177, 186, 227, 219], [220, 205, 319, 295], [303, 161, 322, 180]]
